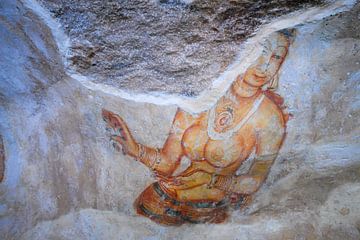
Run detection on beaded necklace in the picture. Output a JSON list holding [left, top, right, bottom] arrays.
[[207, 91, 265, 140]]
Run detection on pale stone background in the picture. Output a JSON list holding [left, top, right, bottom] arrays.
[[0, 0, 359, 239]]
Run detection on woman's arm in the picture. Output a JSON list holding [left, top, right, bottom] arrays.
[[102, 108, 196, 176], [136, 109, 197, 175]]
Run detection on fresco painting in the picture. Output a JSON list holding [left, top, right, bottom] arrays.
[[102, 29, 295, 225]]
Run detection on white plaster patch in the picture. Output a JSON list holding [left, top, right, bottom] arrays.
[[22, 0, 71, 67]]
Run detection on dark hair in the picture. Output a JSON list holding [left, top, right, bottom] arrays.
[[278, 28, 296, 43]]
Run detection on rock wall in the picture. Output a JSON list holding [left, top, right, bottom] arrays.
[[0, 0, 359, 239], [38, 0, 325, 96]]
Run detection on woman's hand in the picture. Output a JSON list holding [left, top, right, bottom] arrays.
[[213, 174, 262, 195], [160, 171, 212, 190], [102, 109, 138, 157], [180, 160, 217, 176]]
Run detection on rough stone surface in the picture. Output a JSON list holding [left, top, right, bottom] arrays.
[[0, 0, 359, 239], [0, 136, 5, 182], [39, 0, 324, 96]]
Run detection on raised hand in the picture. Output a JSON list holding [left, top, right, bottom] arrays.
[[102, 109, 138, 157]]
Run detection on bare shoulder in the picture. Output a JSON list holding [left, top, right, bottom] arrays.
[[172, 108, 205, 128], [255, 95, 286, 129]]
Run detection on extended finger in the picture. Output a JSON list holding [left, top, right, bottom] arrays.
[[110, 135, 128, 155], [156, 174, 173, 182], [159, 176, 183, 186], [111, 115, 132, 139], [102, 109, 114, 123], [169, 177, 184, 185], [180, 165, 198, 177], [117, 128, 128, 141], [102, 109, 110, 121], [102, 109, 125, 130], [110, 137, 122, 152], [106, 115, 132, 141], [110, 135, 125, 142]]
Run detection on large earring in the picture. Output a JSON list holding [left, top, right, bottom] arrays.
[[263, 73, 279, 91], [269, 73, 279, 90]]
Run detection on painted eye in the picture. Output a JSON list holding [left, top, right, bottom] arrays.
[[273, 55, 281, 60]]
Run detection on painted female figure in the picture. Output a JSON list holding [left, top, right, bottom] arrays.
[[102, 29, 294, 225]]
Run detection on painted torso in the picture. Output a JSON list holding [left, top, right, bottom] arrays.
[[164, 93, 286, 202], [179, 93, 274, 175], [181, 117, 256, 172]]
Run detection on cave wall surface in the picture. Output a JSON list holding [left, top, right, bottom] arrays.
[[0, 0, 359, 239], [38, 0, 325, 96]]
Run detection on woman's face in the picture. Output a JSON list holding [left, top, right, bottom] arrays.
[[244, 34, 289, 88]]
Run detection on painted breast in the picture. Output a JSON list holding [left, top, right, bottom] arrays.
[[204, 136, 245, 168], [182, 123, 252, 168], [181, 124, 207, 161]]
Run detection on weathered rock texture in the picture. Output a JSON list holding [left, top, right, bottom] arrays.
[[39, 0, 324, 96], [0, 0, 359, 239], [0, 136, 4, 182]]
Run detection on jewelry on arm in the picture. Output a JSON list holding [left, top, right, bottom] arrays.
[[137, 143, 162, 172], [213, 174, 234, 194], [150, 148, 162, 171], [136, 143, 146, 162]]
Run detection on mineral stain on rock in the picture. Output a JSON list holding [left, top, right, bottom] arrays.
[[39, 0, 324, 96]]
